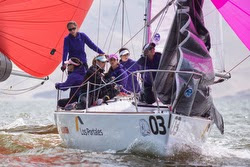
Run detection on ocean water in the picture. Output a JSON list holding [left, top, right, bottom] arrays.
[[0, 94, 250, 166]]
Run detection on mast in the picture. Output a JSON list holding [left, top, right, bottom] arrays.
[[143, 0, 152, 46], [121, 0, 125, 47]]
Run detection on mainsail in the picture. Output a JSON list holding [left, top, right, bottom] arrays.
[[155, 0, 224, 133], [0, 0, 93, 78]]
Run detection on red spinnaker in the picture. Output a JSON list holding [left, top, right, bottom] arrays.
[[0, 0, 93, 77], [211, 0, 250, 50]]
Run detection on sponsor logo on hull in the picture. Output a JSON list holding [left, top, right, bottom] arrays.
[[139, 119, 151, 136], [75, 116, 103, 136]]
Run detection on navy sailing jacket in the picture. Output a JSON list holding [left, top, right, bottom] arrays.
[[137, 52, 161, 87], [62, 32, 104, 65], [80, 65, 119, 102], [55, 66, 86, 98], [120, 59, 141, 93]]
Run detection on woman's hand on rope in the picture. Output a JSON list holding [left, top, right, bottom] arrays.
[[61, 65, 66, 72]]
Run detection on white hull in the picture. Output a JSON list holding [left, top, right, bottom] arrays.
[[54, 100, 212, 156]]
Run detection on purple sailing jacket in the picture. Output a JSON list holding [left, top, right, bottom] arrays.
[[62, 32, 104, 65], [106, 64, 128, 92], [137, 52, 161, 87], [55, 66, 86, 98], [120, 58, 141, 93]]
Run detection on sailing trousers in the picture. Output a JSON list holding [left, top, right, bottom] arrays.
[[141, 85, 156, 104]]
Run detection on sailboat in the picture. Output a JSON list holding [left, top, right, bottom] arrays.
[[1, 0, 249, 156], [54, 0, 250, 156]]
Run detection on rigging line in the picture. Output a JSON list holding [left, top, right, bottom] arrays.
[[102, 1, 121, 51], [204, 8, 217, 18], [0, 81, 45, 95], [150, 0, 170, 43], [121, 0, 125, 47], [8, 77, 30, 89], [221, 54, 250, 79], [64, 67, 101, 106], [77, 64, 138, 96], [118, 0, 176, 55], [107, 1, 121, 54], [1, 82, 44, 92], [80, 70, 142, 96], [124, 2, 136, 58], [151, 0, 164, 36], [86, 63, 141, 95], [97, 0, 102, 47]]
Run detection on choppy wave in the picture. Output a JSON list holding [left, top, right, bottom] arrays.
[[0, 124, 58, 134], [0, 132, 61, 155]]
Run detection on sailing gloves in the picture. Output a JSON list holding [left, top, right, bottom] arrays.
[[61, 65, 66, 72]]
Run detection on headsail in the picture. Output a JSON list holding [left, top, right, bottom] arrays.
[[0, 0, 93, 77], [211, 0, 250, 50], [155, 0, 224, 134]]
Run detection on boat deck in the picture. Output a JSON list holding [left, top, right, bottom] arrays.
[[56, 97, 170, 114]]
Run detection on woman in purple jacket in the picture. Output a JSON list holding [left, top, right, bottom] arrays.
[[106, 54, 128, 93], [55, 57, 85, 108], [61, 21, 104, 72], [119, 48, 141, 93]]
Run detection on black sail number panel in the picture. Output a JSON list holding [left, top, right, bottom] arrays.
[[149, 115, 167, 135]]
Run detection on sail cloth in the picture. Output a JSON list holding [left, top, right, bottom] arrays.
[[211, 0, 250, 50], [204, 1, 225, 73], [0, 0, 93, 77], [155, 0, 224, 134]]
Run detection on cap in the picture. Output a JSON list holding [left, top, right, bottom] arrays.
[[95, 55, 108, 62], [64, 57, 82, 66], [119, 49, 130, 56], [143, 42, 156, 51], [109, 54, 118, 60]]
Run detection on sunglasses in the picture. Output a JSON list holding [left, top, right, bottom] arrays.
[[68, 27, 76, 31]]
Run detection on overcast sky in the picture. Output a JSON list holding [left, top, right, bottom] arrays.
[[0, 0, 249, 99]]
